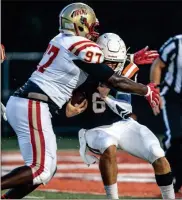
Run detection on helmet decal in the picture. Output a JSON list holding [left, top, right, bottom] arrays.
[[71, 9, 87, 18]]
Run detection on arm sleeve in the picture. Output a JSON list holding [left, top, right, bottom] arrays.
[[104, 95, 132, 119], [73, 60, 114, 82], [159, 36, 176, 64]]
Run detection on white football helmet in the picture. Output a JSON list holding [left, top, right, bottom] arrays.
[[96, 33, 127, 73]]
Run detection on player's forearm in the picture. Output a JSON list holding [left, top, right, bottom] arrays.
[[73, 60, 147, 95], [150, 58, 166, 84], [108, 74, 148, 96], [150, 65, 162, 84]]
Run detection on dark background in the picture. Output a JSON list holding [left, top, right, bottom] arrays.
[[1, 0, 182, 137]]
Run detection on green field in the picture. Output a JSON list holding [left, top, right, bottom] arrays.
[[1, 136, 79, 151], [2, 190, 159, 199], [1, 134, 164, 151], [1, 190, 107, 199]]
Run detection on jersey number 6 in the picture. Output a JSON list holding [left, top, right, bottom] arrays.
[[92, 92, 106, 113], [38, 44, 60, 73]]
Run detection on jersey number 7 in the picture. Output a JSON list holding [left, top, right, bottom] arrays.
[[37, 44, 59, 73]]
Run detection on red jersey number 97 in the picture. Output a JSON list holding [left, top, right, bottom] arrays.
[[84, 51, 102, 63]]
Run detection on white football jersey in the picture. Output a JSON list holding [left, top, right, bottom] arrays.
[[30, 33, 104, 108]]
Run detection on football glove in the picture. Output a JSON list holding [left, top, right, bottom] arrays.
[[145, 83, 160, 108], [133, 46, 159, 65]]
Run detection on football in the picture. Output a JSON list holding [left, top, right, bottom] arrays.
[[71, 90, 87, 106]]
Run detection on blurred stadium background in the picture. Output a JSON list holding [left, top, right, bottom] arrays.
[[1, 0, 182, 199]]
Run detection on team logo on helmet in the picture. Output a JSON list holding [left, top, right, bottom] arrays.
[[71, 9, 87, 18]]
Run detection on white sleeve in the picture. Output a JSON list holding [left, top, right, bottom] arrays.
[[104, 95, 132, 119]]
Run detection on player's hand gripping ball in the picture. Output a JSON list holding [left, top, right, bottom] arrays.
[[66, 90, 88, 117]]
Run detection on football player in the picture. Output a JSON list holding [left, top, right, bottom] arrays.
[[66, 33, 175, 199], [1, 3, 160, 199]]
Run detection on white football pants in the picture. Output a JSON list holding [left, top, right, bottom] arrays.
[[6, 96, 57, 185], [83, 118, 165, 164]]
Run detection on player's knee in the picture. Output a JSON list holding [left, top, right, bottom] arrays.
[[153, 157, 169, 168], [149, 144, 165, 164], [100, 137, 118, 155], [32, 168, 52, 185], [32, 162, 57, 185], [153, 157, 171, 173], [101, 145, 117, 161]]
